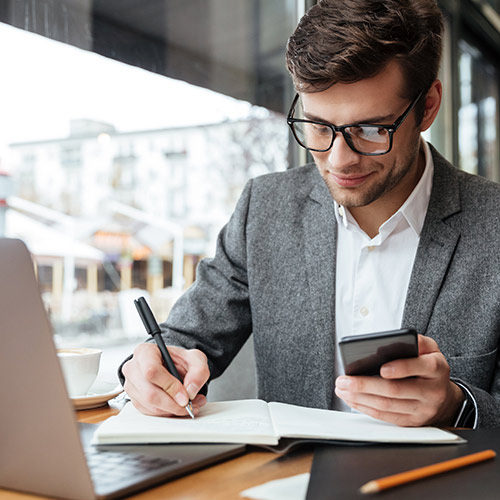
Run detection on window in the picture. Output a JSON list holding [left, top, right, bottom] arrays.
[[60, 145, 82, 168], [0, 1, 300, 352], [458, 39, 499, 180], [436, 1, 500, 178]]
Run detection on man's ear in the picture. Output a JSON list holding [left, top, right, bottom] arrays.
[[420, 79, 442, 132]]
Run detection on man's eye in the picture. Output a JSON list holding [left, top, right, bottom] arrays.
[[311, 124, 331, 135], [351, 126, 388, 138]]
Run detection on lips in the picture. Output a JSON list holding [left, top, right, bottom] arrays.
[[328, 171, 374, 188]]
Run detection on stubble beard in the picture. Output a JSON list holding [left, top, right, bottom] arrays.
[[322, 142, 421, 209]]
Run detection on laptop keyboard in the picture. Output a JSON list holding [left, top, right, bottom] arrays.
[[86, 447, 180, 486]]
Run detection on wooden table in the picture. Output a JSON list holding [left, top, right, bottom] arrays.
[[0, 402, 313, 499]]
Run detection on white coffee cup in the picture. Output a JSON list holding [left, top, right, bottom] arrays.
[[57, 348, 102, 398]]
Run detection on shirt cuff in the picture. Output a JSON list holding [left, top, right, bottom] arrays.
[[453, 380, 478, 429], [117, 354, 133, 386]]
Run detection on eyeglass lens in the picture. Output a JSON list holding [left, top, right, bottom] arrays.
[[291, 121, 391, 155]]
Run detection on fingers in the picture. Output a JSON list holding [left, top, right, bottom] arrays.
[[167, 346, 210, 400], [335, 375, 426, 425], [417, 334, 440, 354], [335, 375, 437, 426], [335, 335, 460, 426], [336, 378, 464, 427], [341, 400, 417, 427], [336, 375, 418, 402], [380, 336, 449, 380], [122, 343, 209, 417]]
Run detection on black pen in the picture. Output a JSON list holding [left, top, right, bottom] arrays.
[[134, 296, 195, 419]]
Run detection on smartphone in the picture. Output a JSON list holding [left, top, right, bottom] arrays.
[[339, 328, 418, 376]]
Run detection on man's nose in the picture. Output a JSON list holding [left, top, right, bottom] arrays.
[[327, 132, 360, 168]]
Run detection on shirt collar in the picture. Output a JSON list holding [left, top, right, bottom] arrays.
[[397, 139, 434, 237], [334, 202, 351, 228], [334, 139, 434, 238]]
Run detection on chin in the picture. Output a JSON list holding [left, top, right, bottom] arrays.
[[326, 183, 378, 208]]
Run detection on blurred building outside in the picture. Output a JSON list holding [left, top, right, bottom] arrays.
[[4, 114, 288, 348]]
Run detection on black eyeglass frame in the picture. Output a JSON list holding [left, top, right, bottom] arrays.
[[286, 90, 424, 156]]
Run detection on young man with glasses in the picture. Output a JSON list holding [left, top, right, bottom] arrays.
[[121, 0, 500, 429]]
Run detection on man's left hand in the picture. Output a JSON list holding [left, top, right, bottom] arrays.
[[335, 335, 465, 427]]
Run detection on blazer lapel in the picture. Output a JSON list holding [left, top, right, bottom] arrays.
[[302, 168, 338, 404], [402, 147, 461, 335]]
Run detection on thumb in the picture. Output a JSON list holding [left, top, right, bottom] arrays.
[[170, 347, 210, 400], [417, 334, 440, 355]]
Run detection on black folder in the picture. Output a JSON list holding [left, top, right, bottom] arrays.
[[306, 429, 500, 499]]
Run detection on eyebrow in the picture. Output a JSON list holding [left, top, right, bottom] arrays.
[[303, 110, 397, 125]]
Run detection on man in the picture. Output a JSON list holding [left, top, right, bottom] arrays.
[[121, 0, 500, 428]]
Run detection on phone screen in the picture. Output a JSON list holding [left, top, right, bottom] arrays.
[[339, 328, 418, 376]]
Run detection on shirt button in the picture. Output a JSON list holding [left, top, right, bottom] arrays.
[[367, 246, 375, 252], [360, 306, 369, 317], [338, 206, 345, 217]]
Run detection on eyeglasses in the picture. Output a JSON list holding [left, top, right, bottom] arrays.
[[286, 90, 423, 156]]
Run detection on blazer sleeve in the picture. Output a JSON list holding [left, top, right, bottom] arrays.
[[152, 179, 255, 380], [452, 351, 500, 429]]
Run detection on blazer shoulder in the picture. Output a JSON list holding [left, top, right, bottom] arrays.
[[252, 164, 317, 189], [454, 166, 500, 209], [240, 164, 324, 219], [431, 147, 500, 213]]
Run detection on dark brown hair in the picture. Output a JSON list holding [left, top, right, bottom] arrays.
[[286, 0, 444, 106]]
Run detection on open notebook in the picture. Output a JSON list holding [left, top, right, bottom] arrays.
[[93, 399, 464, 446]]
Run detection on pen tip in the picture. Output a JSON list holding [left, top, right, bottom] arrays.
[[186, 401, 195, 419]]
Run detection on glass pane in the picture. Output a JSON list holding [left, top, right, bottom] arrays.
[[0, 1, 298, 363], [458, 39, 500, 180], [423, 17, 453, 161]]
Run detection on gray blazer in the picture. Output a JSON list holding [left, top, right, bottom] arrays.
[[162, 144, 500, 428]]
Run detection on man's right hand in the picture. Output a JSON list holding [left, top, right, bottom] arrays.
[[122, 343, 210, 417]]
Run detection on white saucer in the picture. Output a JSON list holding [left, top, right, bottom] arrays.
[[71, 380, 123, 410]]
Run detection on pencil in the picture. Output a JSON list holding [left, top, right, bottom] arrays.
[[360, 449, 496, 494]]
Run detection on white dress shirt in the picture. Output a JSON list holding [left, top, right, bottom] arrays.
[[333, 140, 434, 410]]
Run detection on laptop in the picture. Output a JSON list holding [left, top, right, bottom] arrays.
[[0, 238, 245, 500]]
